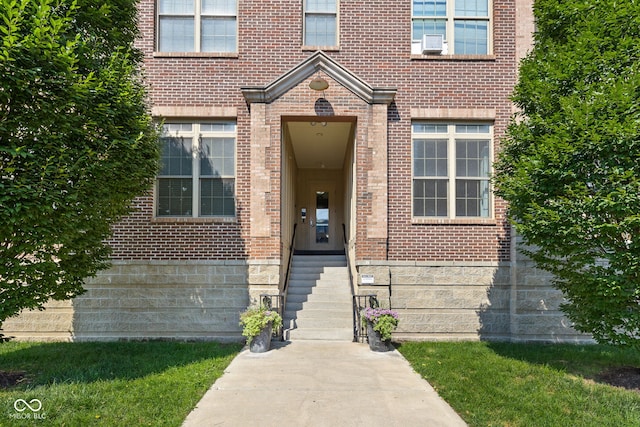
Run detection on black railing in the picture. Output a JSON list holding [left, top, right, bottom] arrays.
[[282, 223, 297, 296], [276, 223, 297, 342], [343, 223, 373, 342], [260, 293, 284, 340], [353, 294, 380, 343]]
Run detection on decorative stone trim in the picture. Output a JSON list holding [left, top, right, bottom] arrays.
[[411, 107, 496, 120], [151, 106, 237, 118], [241, 51, 396, 105]]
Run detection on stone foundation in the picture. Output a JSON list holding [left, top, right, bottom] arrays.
[[357, 262, 513, 341], [4, 248, 592, 343], [2, 300, 74, 342], [3, 261, 254, 342], [509, 257, 592, 343], [356, 250, 592, 343]]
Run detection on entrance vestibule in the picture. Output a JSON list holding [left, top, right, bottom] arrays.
[[282, 118, 355, 253]]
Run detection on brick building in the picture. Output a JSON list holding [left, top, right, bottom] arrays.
[[4, 0, 591, 342]]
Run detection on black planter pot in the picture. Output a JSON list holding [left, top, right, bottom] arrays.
[[249, 323, 273, 353], [366, 321, 393, 352]]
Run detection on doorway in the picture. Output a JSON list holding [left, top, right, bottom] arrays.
[[307, 181, 338, 251], [295, 174, 343, 252], [282, 117, 355, 253]]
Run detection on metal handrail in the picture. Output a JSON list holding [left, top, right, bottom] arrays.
[[343, 223, 360, 342], [282, 223, 297, 296], [260, 293, 284, 340], [353, 294, 379, 343], [279, 223, 297, 342]]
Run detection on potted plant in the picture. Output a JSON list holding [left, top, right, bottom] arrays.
[[239, 306, 283, 353], [361, 307, 399, 352]]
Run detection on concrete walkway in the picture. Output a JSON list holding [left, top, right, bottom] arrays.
[[182, 340, 467, 427]]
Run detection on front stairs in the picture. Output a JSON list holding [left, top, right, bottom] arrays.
[[283, 254, 353, 341]]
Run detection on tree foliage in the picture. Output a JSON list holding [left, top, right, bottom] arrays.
[[494, 0, 640, 345], [0, 0, 159, 324]]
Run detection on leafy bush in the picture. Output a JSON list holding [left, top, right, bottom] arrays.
[[239, 307, 282, 345], [361, 307, 399, 341], [493, 0, 640, 346]]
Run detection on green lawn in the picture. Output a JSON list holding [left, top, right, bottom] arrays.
[[2, 340, 639, 426], [398, 341, 640, 427], [0, 341, 241, 426]]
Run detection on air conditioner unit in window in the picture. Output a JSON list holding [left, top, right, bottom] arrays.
[[422, 34, 444, 54]]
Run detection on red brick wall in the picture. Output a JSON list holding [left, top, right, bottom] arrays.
[[110, 0, 518, 262], [109, 197, 248, 260]]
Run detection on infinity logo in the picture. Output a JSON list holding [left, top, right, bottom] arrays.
[[13, 399, 42, 412]]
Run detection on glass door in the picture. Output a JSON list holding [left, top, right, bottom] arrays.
[[308, 182, 339, 251], [314, 191, 329, 245], [296, 177, 342, 252]]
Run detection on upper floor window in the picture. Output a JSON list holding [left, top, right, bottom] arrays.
[[157, 122, 236, 217], [412, 122, 492, 218], [412, 0, 490, 55], [304, 0, 338, 47], [158, 0, 237, 53]]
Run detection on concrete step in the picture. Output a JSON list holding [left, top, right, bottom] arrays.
[[292, 261, 347, 268], [292, 255, 347, 264], [288, 281, 350, 290], [290, 264, 347, 272], [284, 254, 353, 341], [286, 293, 352, 304], [284, 320, 352, 332], [284, 313, 351, 328], [291, 264, 349, 271], [290, 279, 349, 289], [285, 327, 353, 341], [285, 300, 352, 312], [288, 276, 350, 286], [289, 272, 349, 282], [286, 286, 351, 297], [285, 308, 352, 320]]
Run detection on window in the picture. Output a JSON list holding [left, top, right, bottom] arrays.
[[158, 0, 237, 53], [412, 123, 492, 218], [412, 0, 490, 55], [304, 0, 338, 47], [157, 122, 236, 217]]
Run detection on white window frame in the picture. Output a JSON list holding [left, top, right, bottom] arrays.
[[303, 0, 339, 48], [156, 121, 237, 218], [412, 122, 493, 219], [157, 0, 238, 53], [411, 0, 492, 55]]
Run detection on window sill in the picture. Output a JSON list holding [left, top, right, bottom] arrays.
[[152, 52, 239, 59], [410, 54, 496, 61], [152, 216, 237, 224], [302, 45, 340, 52], [412, 217, 497, 226]]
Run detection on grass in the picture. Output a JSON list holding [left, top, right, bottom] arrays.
[[397, 341, 640, 427], [0, 341, 241, 426], [2, 340, 639, 426]]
